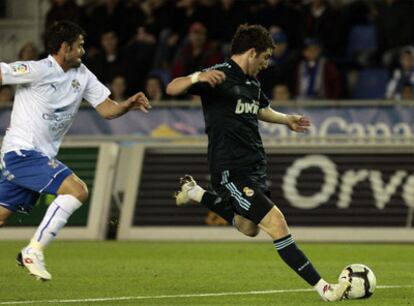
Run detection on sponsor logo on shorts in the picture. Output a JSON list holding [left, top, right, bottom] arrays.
[[48, 159, 59, 169], [243, 187, 254, 197]]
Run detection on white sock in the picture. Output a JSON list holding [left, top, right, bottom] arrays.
[[187, 185, 205, 202], [314, 278, 330, 297], [28, 195, 82, 251]]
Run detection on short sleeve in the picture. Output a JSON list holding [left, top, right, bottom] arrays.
[[82, 67, 111, 108], [0, 61, 42, 85], [259, 89, 270, 109]]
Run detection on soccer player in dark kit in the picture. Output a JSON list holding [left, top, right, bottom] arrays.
[[166, 24, 350, 302]]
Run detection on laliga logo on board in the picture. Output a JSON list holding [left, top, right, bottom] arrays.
[[282, 155, 414, 209]]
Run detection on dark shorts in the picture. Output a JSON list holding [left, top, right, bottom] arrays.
[[211, 164, 274, 224], [0, 150, 73, 214]]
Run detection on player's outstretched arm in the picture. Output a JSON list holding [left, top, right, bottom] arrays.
[[96, 92, 151, 120], [258, 107, 311, 133], [166, 70, 225, 96]]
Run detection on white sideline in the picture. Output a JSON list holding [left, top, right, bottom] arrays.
[[0, 285, 413, 305]]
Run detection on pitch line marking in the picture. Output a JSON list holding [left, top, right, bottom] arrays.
[[0, 285, 413, 305]]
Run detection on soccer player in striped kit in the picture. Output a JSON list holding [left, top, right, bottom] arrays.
[[167, 24, 350, 302]]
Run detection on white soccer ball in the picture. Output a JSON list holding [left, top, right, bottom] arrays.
[[338, 263, 376, 299]]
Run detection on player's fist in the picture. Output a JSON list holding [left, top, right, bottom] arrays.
[[128, 92, 151, 113], [198, 70, 226, 87]]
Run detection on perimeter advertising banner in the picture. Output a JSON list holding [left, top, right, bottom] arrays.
[[131, 149, 414, 227], [1, 106, 413, 138]]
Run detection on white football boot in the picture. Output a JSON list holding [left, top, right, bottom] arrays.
[[175, 175, 201, 206], [321, 281, 351, 302], [17, 247, 52, 281]]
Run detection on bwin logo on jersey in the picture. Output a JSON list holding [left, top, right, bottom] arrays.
[[235, 99, 259, 114]]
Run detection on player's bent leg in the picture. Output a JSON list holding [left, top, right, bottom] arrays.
[[233, 214, 259, 237], [57, 173, 89, 202], [22, 174, 87, 281], [29, 174, 86, 250], [259, 206, 350, 302], [257, 206, 289, 239]]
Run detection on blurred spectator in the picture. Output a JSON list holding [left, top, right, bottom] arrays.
[[376, 0, 414, 67], [152, 0, 208, 70], [272, 84, 291, 101], [124, 26, 157, 94], [170, 0, 210, 39], [0, 85, 14, 103], [87, 30, 125, 86], [139, 0, 173, 39], [85, 0, 138, 50], [401, 82, 414, 100], [18, 42, 39, 61], [303, 0, 346, 58], [259, 29, 299, 98], [45, 0, 82, 30], [144, 75, 167, 101], [293, 38, 342, 100], [109, 76, 127, 101], [255, 0, 305, 50], [171, 22, 223, 79], [208, 0, 250, 53], [385, 47, 414, 100]]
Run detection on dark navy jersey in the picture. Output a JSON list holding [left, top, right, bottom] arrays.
[[188, 59, 270, 173]]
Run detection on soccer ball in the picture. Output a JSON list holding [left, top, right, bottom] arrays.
[[338, 263, 376, 299]]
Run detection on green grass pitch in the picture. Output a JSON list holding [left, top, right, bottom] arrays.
[[0, 241, 413, 305]]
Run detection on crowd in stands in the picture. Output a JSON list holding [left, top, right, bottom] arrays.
[[2, 0, 414, 103]]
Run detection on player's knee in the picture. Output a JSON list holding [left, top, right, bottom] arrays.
[[240, 226, 260, 237], [235, 216, 260, 237], [0, 220, 6, 227], [260, 208, 289, 238], [70, 183, 89, 203]]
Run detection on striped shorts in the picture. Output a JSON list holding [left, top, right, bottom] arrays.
[[211, 165, 274, 224]]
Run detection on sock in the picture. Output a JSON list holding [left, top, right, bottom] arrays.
[[273, 234, 321, 286], [200, 191, 234, 224], [28, 195, 82, 251], [314, 278, 330, 298], [187, 185, 205, 202]]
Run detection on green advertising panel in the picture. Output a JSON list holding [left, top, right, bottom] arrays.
[[7, 147, 99, 227]]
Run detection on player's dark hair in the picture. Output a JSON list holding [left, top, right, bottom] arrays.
[[231, 24, 274, 56], [45, 20, 86, 55]]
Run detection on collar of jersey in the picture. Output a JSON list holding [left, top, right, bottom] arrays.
[[47, 55, 65, 74], [228, 58, 254, 83]]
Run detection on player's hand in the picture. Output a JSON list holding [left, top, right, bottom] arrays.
[[127, 92, 151, 113], [198, 70, 226, 87], [286, 115, 311, 133]]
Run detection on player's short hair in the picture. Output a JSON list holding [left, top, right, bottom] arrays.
[[45, 20, 86, 55], [230, 24, 274, 56]]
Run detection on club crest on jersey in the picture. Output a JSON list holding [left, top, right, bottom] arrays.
[[71, 79, 81, 92], [235, 99, 259, 114], [243, 187, 254, 197], [11, 63, 30, 75]]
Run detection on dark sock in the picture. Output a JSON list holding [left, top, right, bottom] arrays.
[[274, 234, 321, 286], [200, 191, 234, 224]]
